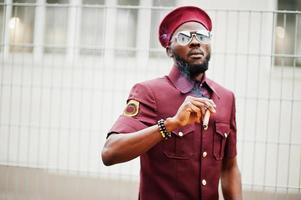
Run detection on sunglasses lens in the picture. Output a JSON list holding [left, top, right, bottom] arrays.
[[177, 33, 191, 45], [174, 30, 212, 45], [195, 33, 211, 43]]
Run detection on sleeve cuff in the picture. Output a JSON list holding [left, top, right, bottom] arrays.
[[107, 115, 149, 137]]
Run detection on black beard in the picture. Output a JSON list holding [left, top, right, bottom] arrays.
[[174, 54, 210, 79]]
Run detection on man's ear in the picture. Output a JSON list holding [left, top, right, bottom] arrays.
[[166, 46, 174, 58]]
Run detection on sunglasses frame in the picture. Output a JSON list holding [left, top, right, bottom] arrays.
[[172, 30, 212, 46]]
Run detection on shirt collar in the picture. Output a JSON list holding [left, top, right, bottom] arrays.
[[167, 66, 220, 98]]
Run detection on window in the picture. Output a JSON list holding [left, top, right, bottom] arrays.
[[10, 0, 35, 52], [80, 0, 139, 56], [80, 0, 105, 55], [114, 0, 139, 56], [275, 0, 301, 67], [0, 0, 4, 50], [149, 0, 176, 57], [44, 0, 69, 54], [118, 0, 139, 6], [47, 0, 68, 3], [83, 0, 105, 5]]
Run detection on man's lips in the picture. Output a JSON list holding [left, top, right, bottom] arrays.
[[188, 52, 204, 59], [188, 51, 204, 58]]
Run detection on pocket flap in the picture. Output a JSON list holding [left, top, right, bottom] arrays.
[[172, 125, 195, 137], [215, 122, 230, 138], [163, 152, 193, 160]]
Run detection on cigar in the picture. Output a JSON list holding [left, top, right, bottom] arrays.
[[202, 110, 210, 130]]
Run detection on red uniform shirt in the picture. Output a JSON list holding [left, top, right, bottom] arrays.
[[109, 66, 237, 200]]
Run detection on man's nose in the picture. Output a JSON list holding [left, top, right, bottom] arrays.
[[189, 35, 201, 47]]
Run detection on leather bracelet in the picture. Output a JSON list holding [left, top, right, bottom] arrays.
[[157, 119, 172, 140]]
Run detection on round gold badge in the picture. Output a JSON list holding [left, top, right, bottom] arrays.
[[123, 100, 140, 117]]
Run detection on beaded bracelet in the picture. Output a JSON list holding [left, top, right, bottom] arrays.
[[157, 119, 172, 140]]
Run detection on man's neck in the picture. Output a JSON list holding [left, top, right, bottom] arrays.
[[194, 73, 204, 82]]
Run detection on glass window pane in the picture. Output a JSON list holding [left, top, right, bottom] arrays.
[[297, 14, 301, 66], [116, 0, 139, 55], [80, 7, 105, 55], [10, 3, 35, 52], [153, 0, 175, 7], [118, 0, 139, 6], [47, 0, 69, 4], [115, 7, 138, 56], [149, 0, 176, 57], [83, 0, 104, 5], [149, 8, 174, 57], [0, 4, 4, 51], [275, 0, 301, 67], [44, 5, 68, 53], [13, 0, 35, 3]]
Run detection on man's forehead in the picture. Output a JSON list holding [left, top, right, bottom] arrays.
[[174, 22, 207, 35]]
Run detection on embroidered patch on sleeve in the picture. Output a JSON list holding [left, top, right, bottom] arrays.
[[123, 100, 140, 117]]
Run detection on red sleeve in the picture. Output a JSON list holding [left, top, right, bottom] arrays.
[[108, 82, 158, 136], [224, 92, 237, 158]]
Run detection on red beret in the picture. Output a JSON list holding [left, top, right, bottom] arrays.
[[158, 6, 212, 48]]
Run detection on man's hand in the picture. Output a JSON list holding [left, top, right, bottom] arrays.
[[168, 96, 216, 128]]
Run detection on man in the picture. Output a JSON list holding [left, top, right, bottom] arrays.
[[102, 6, 242, 200]]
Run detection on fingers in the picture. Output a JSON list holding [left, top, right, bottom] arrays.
[[186, 102, 202, 123], [175, 96, 216, 127], [188, 96, 216, 113]]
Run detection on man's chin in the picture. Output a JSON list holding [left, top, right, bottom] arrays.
[[188, 60, 206, 66], [188, 65, 208, 77]]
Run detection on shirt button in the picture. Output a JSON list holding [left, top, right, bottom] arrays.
[[178, 132, 183, 137], [202, 179, 207, 186], [224, 133, 228, 138], [202, 151, 207, 158]]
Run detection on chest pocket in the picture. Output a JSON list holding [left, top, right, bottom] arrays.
[[163, 125, 195, 160], [213, 122, 230, 160]]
